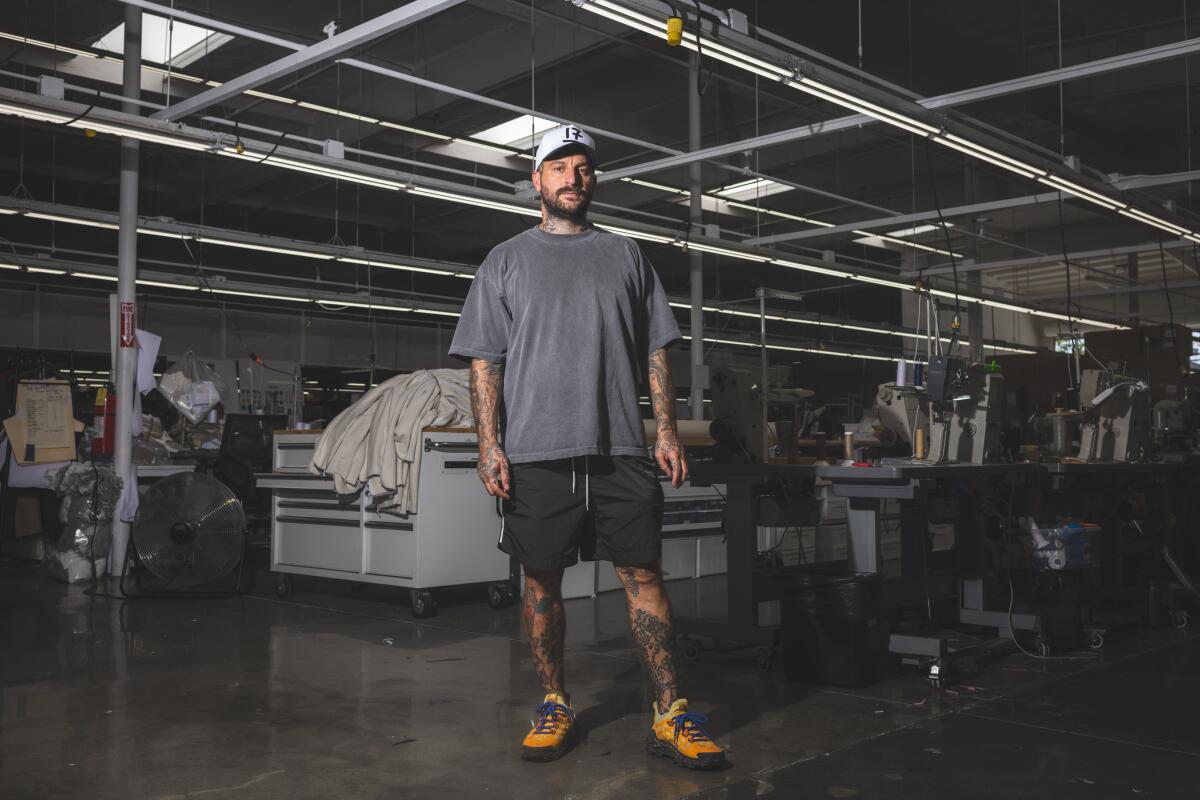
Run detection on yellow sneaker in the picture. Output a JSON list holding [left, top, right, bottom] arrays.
[[520, 693, 577, 762], [646, 699, 726, 770]]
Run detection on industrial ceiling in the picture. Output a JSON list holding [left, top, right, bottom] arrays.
[[3, 0, 1200, 368]]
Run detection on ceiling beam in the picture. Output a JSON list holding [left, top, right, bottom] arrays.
[[598, 32, 1200, 182], [911, 240, 1196, 278], [151, 0, 467, 122], [745, 192, 1060, 246]]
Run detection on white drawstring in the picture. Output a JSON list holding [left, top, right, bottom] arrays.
[[569, 456, 590, 510]]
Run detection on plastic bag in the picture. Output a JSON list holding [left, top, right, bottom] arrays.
[[44, 463, 125, 583], [158, 351, 227, 424]]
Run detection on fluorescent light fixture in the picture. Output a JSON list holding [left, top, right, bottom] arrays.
[[295, 102, 379, 124], [0, 100, 212, 151], [938, 134, 1045, 179], [194, 236, 335, 260], [856, 274, 916, 290], [409, 186, 540, 217], [137, 279, 199, 290], [712, 178, 793, 201], [684, 334, 899, 363], [852, 229, 957, 258], [79, 121, 212, 151], [0, 31, 99, 60], [0, 101, 73, 124], [338, 256, 456, 277], [72, 272, 118, 282], [139, 63, 208, 84], [724, 201, 834, 227], [216, 147, 406, 190], [26, 212, 118, 230], [25, 266, 65, 275], [472, 114, 557, 149], [595, 223, 675, 243], [679, 241, 769, 261], [377, 120, 454, 141], [622, 178, 688, 195], [1038, 175, 1124, 211], [1119, 208, 1190, 235], [883, 223, 950, 238], [244, 89, 297, 105], [208, 288, 309, 303], [137, 227, 190, 239], [770, 257, 855, 279]]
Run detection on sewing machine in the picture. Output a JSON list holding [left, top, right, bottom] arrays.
[[1075, 370, 1150, 462], [873, 382, 929, 450], [926, 361, 1004, 464]]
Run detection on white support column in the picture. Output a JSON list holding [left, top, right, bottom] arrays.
[[110, 5, 141, 573], [688, 52, 706, 420]]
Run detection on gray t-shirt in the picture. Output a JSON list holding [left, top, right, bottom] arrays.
[[449, 226, 681, 464]]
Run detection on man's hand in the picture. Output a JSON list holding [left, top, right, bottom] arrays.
[[654, 428, 689, 488], [470, 358, 509, 498], [477, 442, 511, 499], [648, 347, 687, 488]]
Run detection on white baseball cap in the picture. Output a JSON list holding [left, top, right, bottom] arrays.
[[533, 124, 598, 171]]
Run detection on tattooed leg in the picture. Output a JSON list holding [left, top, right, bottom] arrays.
[[616, 563, 679, 713], [523, 568, 567, 697]]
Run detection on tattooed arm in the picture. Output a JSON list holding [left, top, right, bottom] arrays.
[[649, 348, 688, 488], [470, 358, 510, 499]]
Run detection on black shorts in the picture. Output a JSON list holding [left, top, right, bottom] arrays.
[[498, 455, 665, 571]]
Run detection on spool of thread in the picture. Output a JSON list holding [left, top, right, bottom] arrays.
[[895, 358, 908, 388], [913, 363, 924, 386], [914, 427, 926, 459], [843, 430, 855, 461]]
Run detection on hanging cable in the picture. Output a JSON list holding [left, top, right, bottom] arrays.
[[1056, 195, 1079, 390], [1159, 240, 1177, 330], [690, 1, 710, 96], [921, 139, 960, 344]]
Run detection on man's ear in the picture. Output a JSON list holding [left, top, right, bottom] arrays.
[[530, 170, 543, 192]]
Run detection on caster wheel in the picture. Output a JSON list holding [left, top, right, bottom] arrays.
[[410, 589, 436, 619], [486, 583, 507, 609], [755, 648, 776, 672], [681, 637, 703, 661], [1035, 637, 1052, 658], [1171, 610, 1189, 629], [1089, 632, 1105, 650], [501, 582, 517, 606], [273, 573, 294, 599]]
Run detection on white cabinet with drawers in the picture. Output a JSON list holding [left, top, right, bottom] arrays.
[[259, 429, 513, 617]]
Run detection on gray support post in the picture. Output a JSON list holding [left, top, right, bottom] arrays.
[[688, 52, 705, 420], [1128, 253, 1139, 319], [966, 169, 984, 364], [110, 5, 141, 573]]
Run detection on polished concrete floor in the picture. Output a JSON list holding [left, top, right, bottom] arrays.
[[3, 564, 1200, 799]]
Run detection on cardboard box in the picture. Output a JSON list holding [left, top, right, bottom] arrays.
[[2, 380, 83, 465]]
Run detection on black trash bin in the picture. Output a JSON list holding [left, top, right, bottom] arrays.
[[773, 569, 885, 687]]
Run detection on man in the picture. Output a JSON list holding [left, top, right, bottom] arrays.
[[448, 125, 725, 770]]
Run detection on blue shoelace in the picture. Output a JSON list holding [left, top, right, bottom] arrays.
[[532, 701, 574, 734], [669, 712, 713, 744]]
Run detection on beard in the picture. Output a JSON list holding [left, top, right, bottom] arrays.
[[540, 184, 593, 222]]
